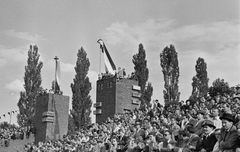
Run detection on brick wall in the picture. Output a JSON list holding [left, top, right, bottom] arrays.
[[116, 78, 139, 113], [95, 77, 140, 123], [34, 93, 69, 144]]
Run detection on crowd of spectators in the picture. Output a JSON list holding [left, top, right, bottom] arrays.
[[0, 126, 27, 148], [23, 86, 240, 152]]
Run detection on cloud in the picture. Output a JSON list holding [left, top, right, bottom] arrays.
[[5, 79, 24, 92], [61, 62, 75, 73], [103, 19, 240, 54], [0, 44, 45, 67], [103, 19, 175, 54], [4, 29, 44, 42], [43, 59, 75, 73], [103, 18, 240, 100], [0, 59, 7, 67], [88, 70, 98, 83], [0, 45, 29, 64]]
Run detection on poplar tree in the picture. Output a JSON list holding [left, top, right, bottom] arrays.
[[160, 45, 180, 106], [71, 47, 92, 129], [191, 57, 209, 99], [132, 44, 152, 106], [17, 45, 43, 127]]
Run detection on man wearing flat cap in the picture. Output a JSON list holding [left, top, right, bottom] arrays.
[[197, 120, 217, 152], [219, 113, 239, 151]]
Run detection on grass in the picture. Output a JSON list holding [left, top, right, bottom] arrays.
[[0, 135, 34, 152]]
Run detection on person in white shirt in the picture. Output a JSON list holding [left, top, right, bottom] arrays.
[[211, 108, 222, 129]]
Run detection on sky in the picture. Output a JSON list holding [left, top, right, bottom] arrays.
[[0, 0, 239, 125]]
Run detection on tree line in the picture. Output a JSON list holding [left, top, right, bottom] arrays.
[[16, 44, 238, 129]]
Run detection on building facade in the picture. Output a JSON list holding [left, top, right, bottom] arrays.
[[94, 76, 141, 123]]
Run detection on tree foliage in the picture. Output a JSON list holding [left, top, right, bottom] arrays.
[[17, 45, 43, 127], [132, 44, 152, 106], [191, 57, 209, 99], [208, 78, 232, 97], [51, 80, 61, 94], [71, 47, 92, 129], [0, 121, 17, 129], [160, 45, 180, 106], [68, 114, 75, 135], [142, 82, 153, 107]]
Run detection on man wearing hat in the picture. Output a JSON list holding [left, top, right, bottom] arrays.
[[197, 120, 217, 152], [219, 113, 239, 151]]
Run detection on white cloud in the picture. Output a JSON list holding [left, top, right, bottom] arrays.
[[0, 45, 28, 64], [88, 70, 98, 83], [5, 79, 24, 92], [0, 44, 45, 67], [0, 59, 7, 67], [61, 62, 75, 73], [4, 29, 44, 42], [43, 59, 75, 73], [103, 18, 240, 100], [103, 19, 175, 54], [103, 19, 239, 54]]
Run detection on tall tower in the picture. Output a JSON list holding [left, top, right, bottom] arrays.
[[94, 76, 141, 123]]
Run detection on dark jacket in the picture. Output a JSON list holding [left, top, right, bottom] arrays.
[[197, 132, 217, 152], [219, 125, 239, 151], [117, 135, 129, 152]]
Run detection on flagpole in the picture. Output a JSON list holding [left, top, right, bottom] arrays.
[[54, 56, 59, 94]]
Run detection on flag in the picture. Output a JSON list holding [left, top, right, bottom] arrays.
[[54, 56, 61, 94], [97, 39, 116, 75]]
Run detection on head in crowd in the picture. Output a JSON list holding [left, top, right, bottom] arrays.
[[202, 120, 216, 134], [214, 128, 221, 140], [197, 110, 205, 120], [163, 130, 172, 141], [212, 108, 220, 117], [222, 102, 231, 113], [220, 113, 235, 130], [135, 120, 141, 130], [170, 117, 177, 125]]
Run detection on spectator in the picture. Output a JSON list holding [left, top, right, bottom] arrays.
[[197, 120, 217, 152], [169, 116, 180, 141], [158, 129, 177, 152], [193, 110, 206, 136], [117, 129, 128, 152], [178, 120, 201, 152], [235, 122, 240, 152], [211, 108, 222, 129], [212, 128, 221, 152], [219, 113, 239, 151]]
